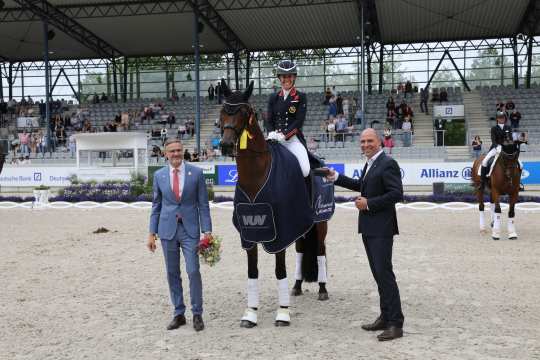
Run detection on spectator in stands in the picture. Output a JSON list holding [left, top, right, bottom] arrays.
[[326, 116, 336, 142], [38, 131, 46, 157], [509, 108, 521, 130], [336, 93, 344, 115], [216, 82, 223, 104], [386, 108, 397, 129], [68, 134, 76, 158], [200, 149, 208, 162], [151, 145, 162, 163], [386, 97, 395, 112], [307, 137, 318, 154], [383, 128, 394, 154], [186, 118, 195, 137], [191, 152, 200, 162], [171, 87, 179, 103], [404, 80, 413, 98], [177, 122, 187, 140], [431, 88, 440, 102], [101, 92, 108, 102], [208, 84, 215, 101], [471, 135, 482, 159], [505, 99, 515, 111], [160, 127, 168, 146], [439, 88, 448, 103], [335, 114, 348, 143], [496, 99, 505, 112], [184, 148, 192, 161], [92, 93, 99, 104], [420, 88, 429, 114], [402, 117, 412, 147], [56, 125, 66, 147], [29, 132, 38, 156], [82, 120, 92, 133], [167, 112, 176, 129], [19, 130, 30, 157], [328, 96, 337, 119], [434, 117, 446, 146], [324, 87, 332, 105], [121, 111, 130, 130], [354, 106, 363, 126]]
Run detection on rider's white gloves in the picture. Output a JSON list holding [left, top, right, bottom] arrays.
[[267, 131, 286, 143]]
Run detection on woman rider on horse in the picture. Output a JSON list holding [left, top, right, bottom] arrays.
[[480, 111, 513, 190], [266, 60, 310, 178]]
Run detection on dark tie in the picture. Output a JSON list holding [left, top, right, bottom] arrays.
[[173, 168, 181, 201], [360, 161, 369, 181]]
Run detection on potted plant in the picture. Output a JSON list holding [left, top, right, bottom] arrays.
[[33, 184, 51, 205]]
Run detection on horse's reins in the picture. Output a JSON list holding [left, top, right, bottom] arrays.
[[221, 101, 269, 155]]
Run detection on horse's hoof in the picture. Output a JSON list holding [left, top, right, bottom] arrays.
[[508, 235, 518, 240], [492, 236, 500, 240], [275, 320, 290, 327], [240, 320, 257, 328], [291, 288, 303, 296], [318, 292, 329, 301]]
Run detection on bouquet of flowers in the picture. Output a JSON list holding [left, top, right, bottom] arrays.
[[198, 233, 222, 266]]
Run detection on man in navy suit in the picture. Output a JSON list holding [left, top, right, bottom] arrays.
[[147, 138, 212, 332], [327, 128, 404, 341]]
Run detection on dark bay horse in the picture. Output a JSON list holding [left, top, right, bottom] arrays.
[[219, 80, 329, 328], [472, 137, 522, 240]]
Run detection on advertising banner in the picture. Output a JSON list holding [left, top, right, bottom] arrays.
[[433, 105, 465, 118], [0, 167, 76, 187], [344, 161, 540, 185], [216, 163, 345, 186]]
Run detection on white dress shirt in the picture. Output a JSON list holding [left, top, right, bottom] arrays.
[[282, 88, 291, 100], [169, 161, 186, 196], [363, 149, 384, 178]]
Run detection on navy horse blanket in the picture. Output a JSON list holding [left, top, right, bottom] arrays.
[[233, 142, 335, 253]]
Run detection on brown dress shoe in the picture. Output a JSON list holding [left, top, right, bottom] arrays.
[[361, 316, 387, 331], [377, 326, 403, 341], [193, 314, 205, 332], [167, 314, 186, 330]]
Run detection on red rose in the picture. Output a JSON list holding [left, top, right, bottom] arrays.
[[199, 238, 210, 250]]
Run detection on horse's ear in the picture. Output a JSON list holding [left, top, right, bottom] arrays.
[[243, 81, 254, 101], [221, 78, 232, 98]]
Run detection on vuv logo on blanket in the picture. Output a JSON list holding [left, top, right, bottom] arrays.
[[242, 215, 267, 227]]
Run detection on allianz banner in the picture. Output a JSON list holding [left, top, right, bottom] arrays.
[[344, 161, 540, 185]]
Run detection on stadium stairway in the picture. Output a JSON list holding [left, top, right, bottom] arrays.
[[411, 106, 434, 146], [445, 145, 472, 161], [464, 91, 491, 146]]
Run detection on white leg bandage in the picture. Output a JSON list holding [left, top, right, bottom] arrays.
[[294, 253, 303, 281], [282, 135, 310, 177], [278, 278, 290, 307], [247, 278, 259, 309], [508, 218, 517, 238], [317, 256, 327, 283], [479, 210, 487, 231]]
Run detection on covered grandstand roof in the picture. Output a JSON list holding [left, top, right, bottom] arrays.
[[0, 0, 539, 62]]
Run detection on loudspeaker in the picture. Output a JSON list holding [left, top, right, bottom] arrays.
[[0, 139, 8, 155]]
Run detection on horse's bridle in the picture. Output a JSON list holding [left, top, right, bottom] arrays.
[[220, 101, 269, 155]]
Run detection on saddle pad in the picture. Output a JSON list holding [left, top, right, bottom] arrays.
[[234, 203, 276, 244]]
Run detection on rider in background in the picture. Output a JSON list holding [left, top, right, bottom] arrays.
[[266, 60, 310, 178], [480, 111, 513, 189]]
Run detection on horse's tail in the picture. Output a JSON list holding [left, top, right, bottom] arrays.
[[301, 225, 318, 283]]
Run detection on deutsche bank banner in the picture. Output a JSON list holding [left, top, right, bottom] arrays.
[[217, 163, 345, 186], [0, 167, 76, 186], [344, 161, 540, 185]]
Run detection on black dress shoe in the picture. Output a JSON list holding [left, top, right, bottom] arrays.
[[193, 314, 205, 332], [377, 326, 403, 341], [167, 315, 186, 330], [361, 316, 387, 331]]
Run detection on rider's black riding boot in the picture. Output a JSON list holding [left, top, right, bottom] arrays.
[[480, 166, 488, 190]]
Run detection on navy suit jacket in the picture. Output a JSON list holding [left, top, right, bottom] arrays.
[[149, 163, 212, 240], [335, 152, 403, 236]]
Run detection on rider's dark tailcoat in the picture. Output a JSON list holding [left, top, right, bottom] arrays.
[[266, 87, 307, 146], [490, 124, 513, 150]]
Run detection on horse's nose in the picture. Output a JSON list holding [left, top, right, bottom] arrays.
[[220, 139, 234, 155]]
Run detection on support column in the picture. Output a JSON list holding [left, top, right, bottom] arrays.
[[77, 62, 81, 101], [378, 44, 384, 94], [512, 37, 519, 89], [43, 21, 52, 152], [193, 10, 201, 154], [123, 57, 128, 102], [323, 51, 327, 91], [165, 68, 170, 99], [367, 44, 372, 95], [258, 56, 261, 95], [136, 59, 140, 99], [106, 64, 111, 97], [0, 67, 3, 101], [21, 67, 25, 99], [227, 57, 231, 86], [112, 58, 118, 102], [360, 4, 365, 117], [245, 51, 251, 88], [526, 36, 533, 88], [234, 51, 240, 90], [129, 66, 134, 100], [8, 63, 13, 100]]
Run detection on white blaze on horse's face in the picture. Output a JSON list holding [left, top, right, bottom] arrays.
[[279, 74, 296, 91]]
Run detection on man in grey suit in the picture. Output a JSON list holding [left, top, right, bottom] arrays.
[[326, 128, 404, 341], [147, 138, 212, 332]]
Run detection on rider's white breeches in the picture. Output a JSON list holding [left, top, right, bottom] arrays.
[[481, 146, 500, 167], [283, 135, 310, 177]]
